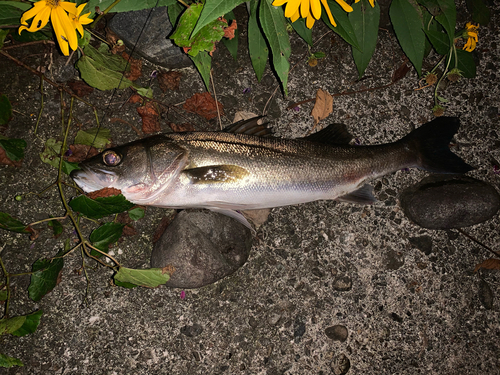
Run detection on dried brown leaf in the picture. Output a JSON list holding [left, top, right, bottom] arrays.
[[168, 122, 195, 132], [65, 144, 99, 163], [183, 92, 224, 121], [158, 71, 182, 92], [474, 258, 500, 273], [137, 102, 160, 134], [0, 146, 22, 167], [392, 61, 411, 83], [311, 88, 333, 126], [86, 187, 122, 199], [224, 20, 237, 39], [67, 80, 94, 97], [128, 94, 143, 104], [122, 52, 142, 81]]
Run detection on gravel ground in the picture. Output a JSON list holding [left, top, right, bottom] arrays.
[[0, 1, 499, 374]]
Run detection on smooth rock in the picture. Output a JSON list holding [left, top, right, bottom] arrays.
[[108, 8, 192, 69], [325, 325, 348, 342], [399, 175, 500, 229], [151, 210, 253, 288]]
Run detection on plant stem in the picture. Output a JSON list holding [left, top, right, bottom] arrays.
[[0, 254, 10, 319], [92, 0, 124, 29]]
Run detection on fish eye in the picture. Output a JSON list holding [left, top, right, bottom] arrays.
[[102, 150, 121, 166]]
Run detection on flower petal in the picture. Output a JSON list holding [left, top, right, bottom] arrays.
[[20, 1, 47, 24], [78, 13, 93, 26], [50, 9, 69, 55], [369, 0, 375, 7], [60, 1, 77, 15], [284, 0, 301, 18], [335, 0, 353, 12], [290, 8, 301, 22], [310, 0, 321, 20], [320, 0, 336, 26], [53, 7, 78, 52], [300, 0, 310, 18], [272, 0, 288, 6], [306, 14, 315, 28]]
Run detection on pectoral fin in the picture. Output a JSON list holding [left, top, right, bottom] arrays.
[[184, 165, 249, 184], [337, 184, 376, 205]]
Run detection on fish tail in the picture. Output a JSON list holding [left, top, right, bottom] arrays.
[[401, 117, 473, 174]]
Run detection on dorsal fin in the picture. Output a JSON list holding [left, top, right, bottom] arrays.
[[222, 116, 273, 136], [302, 123, 353, 145]]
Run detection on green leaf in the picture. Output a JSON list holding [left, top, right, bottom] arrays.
[[390, 0, 426, 76], [0, 212, 30, 233], [76, 44, 135, 91], [0, 289, 6, 301], [0, 29, 9, 50], [221, 10, 238, 60], [0, 136, 26, 161], [189, 51, 212, 90], [0, 316, 26, 335], [450, 49, 476, 78], [167, 2, 185, 27], [136, 87, 153, 99], [48, 217, 63, 238], [0, 353, 23, 368], [466, 0, 490, 26], [85, 0, 177, 17], [114, 279, 138, 288], [114, 267, 170, 288], [290, 18, 313, 46], [323, 0, 361, 51], [12, 29, 51, 43], [69, 194, 135, 219], [350, 0, 380, 78], [0, 4, 25, 26], [248, 0, 268, 82], [417, 0, 441, 15], [28, 256, 64, 302], [128, 207, 145, 221], [74, 127, 111, 149], [39, 138, 80, 175], [423, 29, 450, 55], [11, 310, 43, 337], [191, 0, 245, 37], [0, 94, 12, 125], [89, 222, 124, 257], [260, 0, 291, 95], [171, 3, 227, 57], [434, 0, 456, 45], [0, 1, 31, 11]]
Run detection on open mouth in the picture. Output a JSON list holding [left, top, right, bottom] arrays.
[[70, 167, 117, 193]]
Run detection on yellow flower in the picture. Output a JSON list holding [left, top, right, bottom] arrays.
[[70, 4, 93, 37], [273, 0, 353, 28], [19, 0, 79, 56], [463, 22, 479, 52]]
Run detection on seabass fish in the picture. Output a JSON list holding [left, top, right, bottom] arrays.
[[71, 117, 472, 228]]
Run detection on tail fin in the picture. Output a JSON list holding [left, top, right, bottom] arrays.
[[401, 117, 473, 174]]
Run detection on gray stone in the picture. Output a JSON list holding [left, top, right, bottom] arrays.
[[108, 8, 192, 69], [330, 353, 350, 375], [151, 210, 253, 288], [325, 325, 348, 342], [384, 249, 404, 270], [409, 235, 433, 255], [478, 279, 494, 310], [332, 275, 353, 291], [399, 175, 500, 229]]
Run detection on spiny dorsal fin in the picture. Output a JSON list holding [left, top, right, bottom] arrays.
[[303, 123, 353, 145], [184, 165, 249, 184], [222, 116, 272, 136]]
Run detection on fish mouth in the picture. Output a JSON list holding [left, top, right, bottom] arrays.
[[70, 166, 117, 193]]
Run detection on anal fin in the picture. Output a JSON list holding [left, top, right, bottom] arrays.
[[336, 184, 376, 205]]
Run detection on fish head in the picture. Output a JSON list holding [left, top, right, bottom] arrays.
[[70, 135, 188, 204]]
